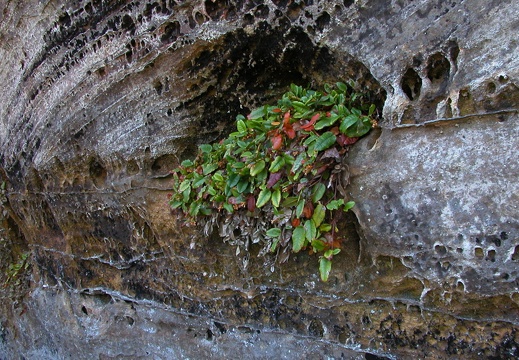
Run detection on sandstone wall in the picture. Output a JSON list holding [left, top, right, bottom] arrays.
[[1, 0, 518, 358]]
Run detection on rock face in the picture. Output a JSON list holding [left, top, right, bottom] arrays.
[[1, 0, 518, 359]]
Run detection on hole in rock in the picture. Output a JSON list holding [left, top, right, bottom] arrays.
[[180, 24, 386, 141], [205, 0, 228, 20], [315, 12, 331, 32], [126, 159, 140, 175], [88, 158, 107, 187], [214, 321, 227, 334], [487, 82, 497, 94], [365, 353, 391, 360], [153, 79, 164, 95], [474, 247, 484, 259], [401, 67, 422, 101], [435, 244, 447, 255], [512, 246, 519, 261], [151, 154, 176, 176], [206, 328, 214, 341], [161, 21, 181, 44], [426, 52, 450, 86], [121, 14, 135, 33], [254, 4, 270, 19], [308, 319, 324, 337]]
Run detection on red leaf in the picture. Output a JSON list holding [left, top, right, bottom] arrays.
[[300, 123, 314, 131], [292, 218, 301, 227], [315, 164, 329, 175], [343, 136, 358, 145], [284, 127, 296, 139], [271, 134, 283, 150], [247, 195, 256, 212], [303, 202, 314, 219], [273, 108, 282, 113], [266, 172, 283, 188], [337, 134, 358, 146], [283, 112, 291, 124], [282, 112, 296, 139], [301, 113, 320, 131]]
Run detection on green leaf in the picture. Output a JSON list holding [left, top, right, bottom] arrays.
[[311, 183, 326, 203], [314, 114, 340, 130], [304, 219, 317, 242], [368, 103, 376, 116], [228, 173, 241, 187], [291, 152, 306, 174], [345, 116, 372, 138], [339, 114, 358, 133], [343, 201, 355, 211], [249, 106, 266, 120], [223, 203, 234, 213], [319, 223, 332, 232], [311, 239, 326, 252], [269, 156, 285, 173], [192, 174, 206, 188], [170, 200, 183, 209], [336, 82, 348, 93], [199, 207, 212, 216], [292, 101, 310, 114], [212, 172, 224, 183], [281, 196, 298, 207], [319, 257, 332, 282], [296, 198, 305, 218], [326, 199, 344, 210], [324, 248, 341, 258], [232, 161, 246, 169], [312, 204, 326, 228], [202, 163, 218, 175], [189, 201, 201, 216], [314, 132, 337, 152], [292, 226, 306, 253], [181, 159, 194, 167], [266, 228, 281, 237], [256, 188, 272, 208], [178, 180, 191, 192], [199, 144, 212, 153], [237, 119, 247, 133], [324, 83, 333, 93], [303, 133, 318, 147], [182, 187, 191, 203], [236, 180, 249, 194], [271, 188, 281, 208], [250, 160, 266, 176], [270, 238, 280, 252]]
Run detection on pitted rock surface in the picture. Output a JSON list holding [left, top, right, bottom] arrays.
[[1, 0, 518, 359]]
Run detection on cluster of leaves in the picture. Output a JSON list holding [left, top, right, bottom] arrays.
[[3, 252, 30, 288], [169, 82, 376, 281]]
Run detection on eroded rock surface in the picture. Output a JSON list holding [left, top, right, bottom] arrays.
[[1, 0, 518, 359]]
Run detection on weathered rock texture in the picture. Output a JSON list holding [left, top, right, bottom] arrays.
[[1, 0, 518, 359]]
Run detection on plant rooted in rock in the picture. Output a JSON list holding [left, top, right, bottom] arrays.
[[169, 83, 377, 281]]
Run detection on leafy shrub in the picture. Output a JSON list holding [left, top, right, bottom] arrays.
[[169, 82, 377, 281]]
